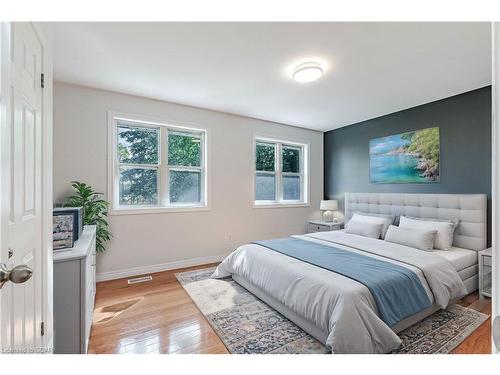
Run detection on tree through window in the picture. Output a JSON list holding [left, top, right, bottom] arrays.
[[254, 138, 307, 205], [113, 118, 206, 210]]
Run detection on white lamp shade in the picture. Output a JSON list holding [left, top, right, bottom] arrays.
[[320, 200, 338, 211]]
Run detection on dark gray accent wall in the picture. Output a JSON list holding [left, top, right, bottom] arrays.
[[324, 86, 492, 244]]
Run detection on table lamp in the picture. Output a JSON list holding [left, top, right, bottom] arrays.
[[320, 200, 338, 222]]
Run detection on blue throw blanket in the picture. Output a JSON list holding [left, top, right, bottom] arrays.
[[253, 237, 432, 327]]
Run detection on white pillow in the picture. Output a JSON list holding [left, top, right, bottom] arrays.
[[384, 225, 437, 251], [345, 221, 384, 239], [405, 215, 459, 228], [356, 211, 395, 222], [350, 213, 393, 239], [398, 216, 457, 250]]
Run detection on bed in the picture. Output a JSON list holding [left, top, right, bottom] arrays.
[[213, 193, 487, 353]]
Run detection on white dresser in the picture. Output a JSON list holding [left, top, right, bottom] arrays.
[[53, 225, 96, 354]]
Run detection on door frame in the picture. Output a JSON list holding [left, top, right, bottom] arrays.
[[0, 22, 53, 352], [493, 21, 500, 354]]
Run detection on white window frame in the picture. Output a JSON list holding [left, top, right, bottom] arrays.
[[108, 111, 209, 215], [253, 136, 309, 208]]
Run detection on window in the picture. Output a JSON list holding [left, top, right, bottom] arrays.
[[254, 137, 308, 206], [110, 114, 207, 213]]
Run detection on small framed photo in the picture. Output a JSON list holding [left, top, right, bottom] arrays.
[[53, 213, 74, 251], [53, 207, 83, 241]]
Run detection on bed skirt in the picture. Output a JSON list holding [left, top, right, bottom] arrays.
[[232, 273, 478, 347]]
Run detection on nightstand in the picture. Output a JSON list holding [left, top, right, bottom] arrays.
[[478, 248, 492, 300], [307, 220, 344, 233]]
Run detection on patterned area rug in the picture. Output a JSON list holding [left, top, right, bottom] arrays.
[[176, 267, 488, 354]]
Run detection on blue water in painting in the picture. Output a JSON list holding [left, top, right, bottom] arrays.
[[370, 154, 427, 183], [369, 132, 431, 184]]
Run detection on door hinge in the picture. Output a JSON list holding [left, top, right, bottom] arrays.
[[41, 73, 45, 89], [40, 322, 45, 336]]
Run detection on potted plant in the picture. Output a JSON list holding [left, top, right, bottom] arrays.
[[64, 181, 112, 253]]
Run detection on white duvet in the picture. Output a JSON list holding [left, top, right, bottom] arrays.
[[212, 230, 467, 354]]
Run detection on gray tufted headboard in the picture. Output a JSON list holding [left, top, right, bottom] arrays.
[[344, 193, 487, 251]]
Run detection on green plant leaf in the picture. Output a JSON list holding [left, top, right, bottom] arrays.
[[64, 181, 112, 253]]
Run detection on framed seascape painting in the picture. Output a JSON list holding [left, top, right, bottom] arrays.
[[369, 127, 440, 184]]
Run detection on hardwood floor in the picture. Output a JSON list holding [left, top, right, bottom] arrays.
[[452, 292, 492, 354], [88, 263, 228, 354], [88, 264, 491, 354]]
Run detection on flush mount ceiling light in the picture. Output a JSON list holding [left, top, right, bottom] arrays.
[[293, 62, 323, 83]]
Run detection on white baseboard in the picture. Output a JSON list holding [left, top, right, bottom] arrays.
[[96, 253, 228, 282]]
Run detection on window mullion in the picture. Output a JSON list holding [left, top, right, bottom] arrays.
[[169, 166, 202, 172], [160, 127, 169, 206], [301, 174, 305, 202], [254, 170, 274, 175], [201, 131, 206, 206], [119, 162, 158, 169], [299, 146, 304, 202], [276, 142, 282, 202]]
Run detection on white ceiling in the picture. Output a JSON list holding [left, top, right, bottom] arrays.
[[47, 22, 492, 131]]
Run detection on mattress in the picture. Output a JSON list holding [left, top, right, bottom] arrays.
[[433, 247, 478, 281]]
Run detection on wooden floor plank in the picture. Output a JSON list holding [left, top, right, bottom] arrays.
[[88, 263, 491, 354]]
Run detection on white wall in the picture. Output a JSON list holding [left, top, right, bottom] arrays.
[[53, 82, 323, 281]]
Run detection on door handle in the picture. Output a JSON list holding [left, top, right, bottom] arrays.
[[0, 263, 33, 289]]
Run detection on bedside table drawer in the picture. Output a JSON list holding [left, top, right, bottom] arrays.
[[308, 223, 330, 232], [483, 255, 492, 267]]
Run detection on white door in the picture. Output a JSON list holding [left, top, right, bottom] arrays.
[[0, 22, 44, 353]]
